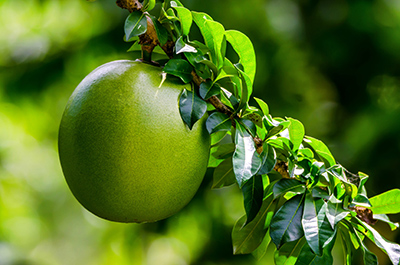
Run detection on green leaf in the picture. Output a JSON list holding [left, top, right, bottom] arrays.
[[148, 15, 169, 46], [184, 50, 212, 80], [251, 233, 272, 260], [192, 12, 223, 67], [124, 11, 147, 41], [369, 189, 400, 214], [350, 224, 378, 265], [274, 237, 306, 265], [232, 121, 262, 188], [211, 130, 229, 146], [208, 143, 235, 168], [326, 201, 350, 229], [205, 112, 231, 134], [242, 175, 264, 224], [302, 193, 335, 256], [273, 179, 306, 199], [338, 224, 355, 265], [212, 158, 236, 189], [294, 233, 335, 265], [172, 6, 192, 36], [357, 219, 400, 265], [175, 36, 197, 54], [373, 214, 399, 231], [205, 20, 226, 69], [164, 59, 194, 83], [350, 194, 371, 208], [232, 184, 277, 254], [220, 86, 240, 110], [225, 30, 256, 84], [270, 194, 305, 249], [178, 88, 207, 130], [287, 118, 305, 152], [240, 118, 257, 137], [142, 0, 156, 12], [258, 143, 277, 175], [298, 148, 314, 159], [268, 137, 292, 157], [303, 136, 336, 167], [254, 97, 269, 117], [243, 111, 263, 128], [199, 81, 220, 100], [237, 70, 252, 112], [265, 119, 291, 140]]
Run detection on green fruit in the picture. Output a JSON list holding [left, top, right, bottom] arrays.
[[58, 60, 210, 223]]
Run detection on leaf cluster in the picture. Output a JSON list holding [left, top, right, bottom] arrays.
[[121, 1, 400, 264]]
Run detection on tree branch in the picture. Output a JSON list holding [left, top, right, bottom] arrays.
[[116, 0, 142, 12]]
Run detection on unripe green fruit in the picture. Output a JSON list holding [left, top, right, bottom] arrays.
[[58, 60, 210, 223]]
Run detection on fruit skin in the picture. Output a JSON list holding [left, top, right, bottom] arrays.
[[58, 60, 210, 223]]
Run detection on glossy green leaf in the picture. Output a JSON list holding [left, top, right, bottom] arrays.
[[232, 184, 277, 254], [357, 172, 369, 193], [232, 121, 262, 188], [243, 111, 263, 128], [199, 81, 220, 100], [251, 233, 272, 260], [270, 194, 305, 249], [265, 120, 291, 140], [338, 225, 355, 265], [166, 0, 184, 8], [240, 118, 257, 137], [184, 50, 211, 80], [159, 7, 179, 24], [302, 193, 335, 256], [220, 87, 240, 110], [287, 118, 305, 152], [172, 6, 192, 36], [258, 143, 277, 175], [373, 214, 399, 231], [148, 15, 169, 46], [303, 136, 336, 167], [294, 234, 335, 265], [369, 189, 400, 215], [311, 187, 330, 200], [212, 157, 236, 189], [274, 237, 306, 265], [254, 97, 269, 116], [237, 70, 252, 112], [208, 143, 235, 168], [350, 194, 371, 208], [205, 112, 231, 134], [192, 12, 225, 68], [357, 220, 400, 265], [124, 11, 147, 41], [175, 36, 197, 54], [242, 175, 264, 224], [326, 201, 349, 229], [350, 225, 378, 265], [142, 0, 156, 12], [273, 179, 306, 199], [163, 59, 194, 83], [205, 20, 225, 69], [225, 30, 256, 84], [211, 130, 229, 146], [178, 88, 207, 130]]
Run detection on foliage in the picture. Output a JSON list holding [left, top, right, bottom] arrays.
[[2, 0, 400, 264], [123, 0, 400, 264]]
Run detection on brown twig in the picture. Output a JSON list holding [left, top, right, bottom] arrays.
[[116, 0, 142, 12]]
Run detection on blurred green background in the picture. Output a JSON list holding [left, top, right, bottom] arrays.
[[1, 0, 400, 264]]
